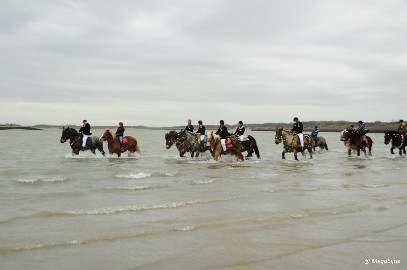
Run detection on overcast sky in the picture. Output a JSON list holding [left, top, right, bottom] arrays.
[[1, 0, 406, 127]]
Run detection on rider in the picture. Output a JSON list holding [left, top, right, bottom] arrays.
[[79, 120, 92, 151], [185, 119, 194, 133], [234, 121, 246, 141], [398, 119, 406, 134], [215, 120, 230, 152], [311, 125, 319, 142], [355, 120, 368, 143], [292, 117, 304, 149], [115, 122, 125, 151], [196, 120, 206, 146]]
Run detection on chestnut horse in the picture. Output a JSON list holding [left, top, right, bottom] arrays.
[[340, 128, 373, 156], [60, 127, 105, 156], [384, 131, 406, 156], [100, 129, 141, 157], [274, 128, 314, 160], [206, 132, 244, 161]]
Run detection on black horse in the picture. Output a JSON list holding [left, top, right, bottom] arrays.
[[240, 135, 260, 158], [384, 131, 406, 156], [60, 127, 105, 156]]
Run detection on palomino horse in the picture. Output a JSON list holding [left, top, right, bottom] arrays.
[[340, 128, 373, 156], [60, 127, 105, 156], [206, 132, 244, 161], [384, 131, 406, 156], [312, 136, 328, 151], [274, 128, 314, 160], [100, 129, 141, 157], [165, 130, 209, 158]]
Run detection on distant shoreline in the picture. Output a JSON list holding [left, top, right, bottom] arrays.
[[1, 120, 401, 133], [0, 126, 41, 130]]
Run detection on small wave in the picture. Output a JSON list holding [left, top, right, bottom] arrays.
[[15, 177, 66, 184], [53, 197, 236, 216], [193, 179, 215, 185], [174, 225, 194, 231], [0, 230, 155, 253], [104, 185, 166, 192], [115, 173, 151, 179]]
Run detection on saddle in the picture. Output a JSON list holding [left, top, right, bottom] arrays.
[[360, 137, 369, 145], [117, 137, 128, 145]]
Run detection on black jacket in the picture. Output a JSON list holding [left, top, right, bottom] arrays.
[[292, 121, 303, 134], [215, 126, 230, 139], [79, 123, 92, 135], [185, 125, 194, 133], [234, 126, 245, 136], [196, 125, 205, 134], [115, 126, 125, 136]]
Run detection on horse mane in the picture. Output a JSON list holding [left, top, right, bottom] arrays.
[[68, 127, 79, 136], [104, 128, 116, 139]]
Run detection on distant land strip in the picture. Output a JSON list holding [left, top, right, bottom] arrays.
[[1, 121, 401, 133]]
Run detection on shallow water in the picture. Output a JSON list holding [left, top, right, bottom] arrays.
[[0, 128, 406, 270]]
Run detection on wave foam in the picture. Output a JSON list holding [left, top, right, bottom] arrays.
[[115, 173, 151, 179], [15, 177, 66, 184]]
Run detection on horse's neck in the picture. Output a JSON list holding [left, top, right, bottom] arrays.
[[69, 130, 80, 140], [282, 132, 294, 145]]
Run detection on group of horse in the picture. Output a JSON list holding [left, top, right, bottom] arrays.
[[60, 127, 141, 157], [60, 126, 406, 160]]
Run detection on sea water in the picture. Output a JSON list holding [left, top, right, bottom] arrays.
[[0, 128, 406, 270]]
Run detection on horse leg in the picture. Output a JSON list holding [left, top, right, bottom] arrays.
[[309, 148, 313, 159], [281, 150, 285, 159], [294, 150, 298, 161], [390, 146, 394, 155], [348, 149, 351, 157]]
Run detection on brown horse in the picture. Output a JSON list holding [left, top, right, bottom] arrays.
[[100, 129, 141, 157], [206, 132, 244, 161], [312, 136, 328, 151], [274, 128, 314, 160], [340, 128, 373, 156]]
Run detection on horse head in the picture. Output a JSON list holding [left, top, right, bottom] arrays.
[[340, 129, 351, 141], [384, 131, 391, 145], [274, 127, 283, 144], [60, 127, 78, 143], [165, 131, 179, 149], [100, 128, 114, 142]]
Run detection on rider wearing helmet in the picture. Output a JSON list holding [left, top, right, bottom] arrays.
[[292, 117, 304, 148], [196, 120, 206, 146], [355, 120, 368, 143], [215, 120, 230, 152], [79, 120, 92, 151]]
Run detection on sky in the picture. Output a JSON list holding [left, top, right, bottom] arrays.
[[1, 0, 407, 127]]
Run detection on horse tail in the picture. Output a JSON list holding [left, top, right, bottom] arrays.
[[253, 144, 260, 158], [324, 142, 328, 151], [136, 142, 142, 155]]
